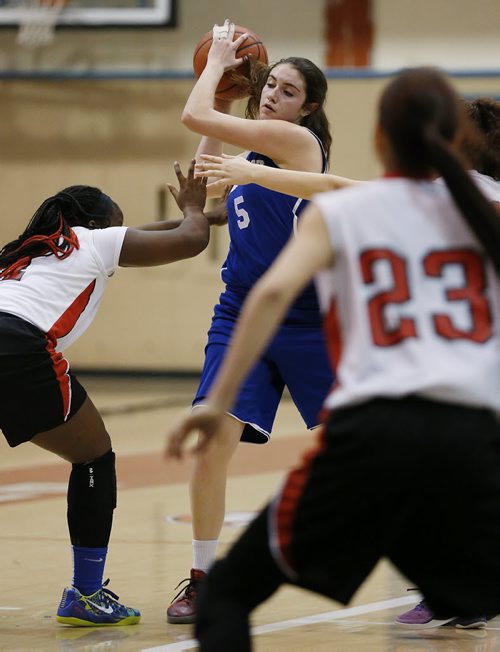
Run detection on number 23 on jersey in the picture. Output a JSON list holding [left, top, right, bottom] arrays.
[[360, 247, 492, 346]]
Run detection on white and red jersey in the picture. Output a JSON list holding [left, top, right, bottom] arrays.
[[313, 177, 500, 417], [0, 226, 127, 351], [435, 170, 500, 203], [469, 170, 500, 202]]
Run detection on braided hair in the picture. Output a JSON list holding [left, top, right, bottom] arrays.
[[0, 185, 116, 281]]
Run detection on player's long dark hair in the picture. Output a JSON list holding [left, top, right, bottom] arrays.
[[379, 67, 500, 277], [243, 57, 332, 164], [461, 98, 500, 180], [0, 185, 116, 281]]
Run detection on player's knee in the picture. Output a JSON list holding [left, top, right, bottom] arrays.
[[198, 429, 240, 468]]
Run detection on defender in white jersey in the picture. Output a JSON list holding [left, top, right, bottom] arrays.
[[396, 96, 500, 628], [314, 176, 500, 415], [191, 101, 500, 633], [167, 69, 500, 650], [0, 162, 212, 627]]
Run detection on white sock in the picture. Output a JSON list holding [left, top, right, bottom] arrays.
[[192, 539, 218, 572]]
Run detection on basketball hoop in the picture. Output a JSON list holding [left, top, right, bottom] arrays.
[[16, 0, 68, 49]]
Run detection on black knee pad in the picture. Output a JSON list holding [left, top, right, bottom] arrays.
[[67, 449, 116, 547]]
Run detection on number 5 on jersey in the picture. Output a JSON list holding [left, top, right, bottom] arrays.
[[234, 196, 250, 230]]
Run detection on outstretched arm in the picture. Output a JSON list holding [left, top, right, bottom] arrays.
[[136, 186, 228, 231], [197, 154, 363, 199], [119, 160, 210, 267], [135, 220, 182, 232], [166, 204, 335, 458]]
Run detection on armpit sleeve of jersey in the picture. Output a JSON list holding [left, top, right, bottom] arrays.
[[311, 192, 344, 259], [469, 172, 500, 202], [90, 226, 128, 276]]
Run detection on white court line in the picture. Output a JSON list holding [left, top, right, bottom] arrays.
[[0, 607, 22, 610], [142, 594, 420, 652]]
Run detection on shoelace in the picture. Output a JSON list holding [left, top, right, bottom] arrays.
[[94, 578, 120, 604], [170, 577, 197, 603]]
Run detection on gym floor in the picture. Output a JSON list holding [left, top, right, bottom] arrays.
[[0, 376, 498, 651]]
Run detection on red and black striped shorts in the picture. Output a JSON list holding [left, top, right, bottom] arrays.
[[0, 311, 86, 447], [268, 396, 500, 616]]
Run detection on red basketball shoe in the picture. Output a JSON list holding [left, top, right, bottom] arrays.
[[166, 569, 206, 624]]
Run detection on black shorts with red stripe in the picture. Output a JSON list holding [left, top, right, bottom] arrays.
[[0, 311, 87, 447], [269, 395, 500, 619]]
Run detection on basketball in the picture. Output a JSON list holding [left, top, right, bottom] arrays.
[[193, 25, 268, 101]]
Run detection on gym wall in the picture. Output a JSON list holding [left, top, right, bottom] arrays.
[[0, 0, 498, 371]]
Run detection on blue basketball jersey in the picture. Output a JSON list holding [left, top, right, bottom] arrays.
[[222, 134, 327, 324]]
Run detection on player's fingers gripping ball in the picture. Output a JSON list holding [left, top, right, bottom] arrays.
[[193, 23, 268, 101]]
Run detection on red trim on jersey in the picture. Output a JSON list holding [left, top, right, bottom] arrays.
[[44, 339, 72, 420], [273, 300, 342, 569], [383, 171, 434, 180], [44, 280, 96, 420], [324, 297, 342, 373], [274, 427, 328, 569], [47, 280, 96, 341]]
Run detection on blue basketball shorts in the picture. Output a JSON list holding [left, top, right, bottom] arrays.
[[194, 297, 334, 444]]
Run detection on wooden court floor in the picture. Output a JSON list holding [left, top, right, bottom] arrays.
[[1, 376, 499, 652]]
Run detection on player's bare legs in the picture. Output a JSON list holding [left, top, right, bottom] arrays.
[[167, 414, 244, 623], [190, 414, 244, 539]]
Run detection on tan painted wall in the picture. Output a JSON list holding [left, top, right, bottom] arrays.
[[1, 74, 499, 370]]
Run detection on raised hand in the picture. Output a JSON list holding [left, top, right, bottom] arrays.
[[208, 19, 249, 72], [196, 154, 256, 188], [167, 159, 207, 214]]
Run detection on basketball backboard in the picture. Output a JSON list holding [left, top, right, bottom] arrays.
[[0, 0, 176, 27]]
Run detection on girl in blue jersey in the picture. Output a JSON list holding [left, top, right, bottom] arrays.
[[166, 20, 334, 623]]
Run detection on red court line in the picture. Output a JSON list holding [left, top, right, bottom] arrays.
[[0, 433, 313, 506]]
